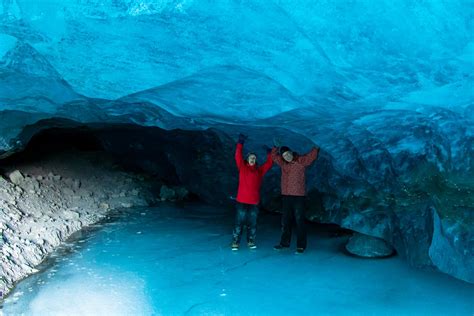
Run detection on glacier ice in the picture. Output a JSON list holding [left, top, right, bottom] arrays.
[[0, 0, 473, 284]]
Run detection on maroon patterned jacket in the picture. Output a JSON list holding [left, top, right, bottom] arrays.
[[271, 147, 319, 196]]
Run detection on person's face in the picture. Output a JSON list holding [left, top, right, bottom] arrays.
[[247, 154, 257, 166], [282, 151, 293, 162]]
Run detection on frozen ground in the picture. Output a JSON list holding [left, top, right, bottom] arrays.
[[2, 203, 473, 316]]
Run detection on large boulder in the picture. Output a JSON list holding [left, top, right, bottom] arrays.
[[346, 232, 395, 258], [8, 170, 24, 185]]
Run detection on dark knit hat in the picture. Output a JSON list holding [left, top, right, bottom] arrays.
[[280, 146, 291, 155], [246, 152, 257, 160]]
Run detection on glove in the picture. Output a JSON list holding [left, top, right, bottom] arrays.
[[262, 145, 272, 154], [238, 133, 248, 144]]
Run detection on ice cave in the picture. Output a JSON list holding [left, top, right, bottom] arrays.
[[0, 0, 473, 315]]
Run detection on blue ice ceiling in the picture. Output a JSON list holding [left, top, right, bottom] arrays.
[[1, 0, 473, 108], [0, 0, 473, 159]]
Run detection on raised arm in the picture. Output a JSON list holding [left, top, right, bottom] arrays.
[[271, 146, 284, 166], [260, 148, 273, 174], [299, 147, 320, 167], [235, 133, 248, 170], [235, 143, 245, 169]]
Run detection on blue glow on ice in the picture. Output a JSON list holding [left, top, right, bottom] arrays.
[[2, 205, 473, 315]]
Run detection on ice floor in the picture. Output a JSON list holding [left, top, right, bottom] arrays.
[[1, 203, 473, 316]]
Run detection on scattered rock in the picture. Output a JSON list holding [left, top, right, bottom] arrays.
[[63, 188, 75, 196], [73, 180, 81, 190], [0, 232, 5, 247], [160, 185, 189, 201], [24, 178, 40, 193], [31, 179, 40, 190], [8, 170, 24, 185], [345, 232, 395, 258], [0, 175, 8, 184], [64, 210, 80, 220], [99, 202, 110, 210], [0, 154, 154, 298], [64, 178, 81, 191]]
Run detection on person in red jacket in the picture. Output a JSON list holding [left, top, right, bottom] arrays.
[[271, 144, 320, 254], [232, 133, 273, 250]]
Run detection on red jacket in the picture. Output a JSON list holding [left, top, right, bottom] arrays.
[[235, 143, 273, 205], [271, 147, 319, 196]]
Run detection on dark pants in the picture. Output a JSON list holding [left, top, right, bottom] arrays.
[[279, 195, 307, 249], [232, 202, 259, 243]]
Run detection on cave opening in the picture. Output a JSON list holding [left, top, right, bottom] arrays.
[[0, 122, 211, 203]]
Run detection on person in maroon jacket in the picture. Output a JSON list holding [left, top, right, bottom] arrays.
[[271, 144, 320, 254], [232, 133, 273, 250]]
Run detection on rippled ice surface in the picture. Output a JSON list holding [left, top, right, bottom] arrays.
[[1, 203, 473, 315]]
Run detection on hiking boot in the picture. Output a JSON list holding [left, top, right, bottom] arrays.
[[273, 244, 290, 250], [295, 247, 305, 254], [231, 242, 239, 251], [248, 241, 257, 249]]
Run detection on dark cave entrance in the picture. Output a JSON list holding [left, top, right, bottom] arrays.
[[0, 121, 242, 206], [0, 119, 349, 234]]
